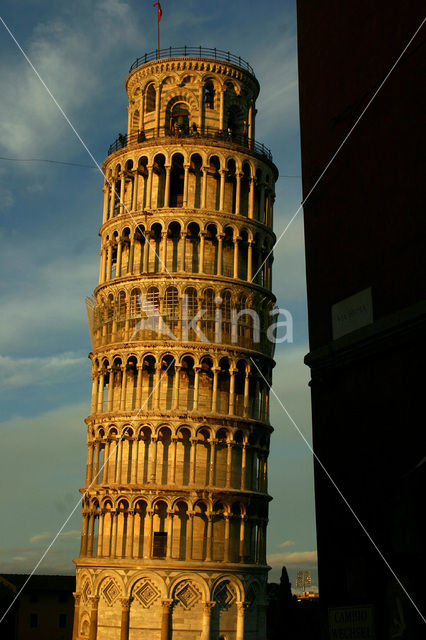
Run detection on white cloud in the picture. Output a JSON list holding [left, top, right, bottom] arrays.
[[0, 254, 97, 353], [0, 1, 144, 159], [29, 530, 80, 544], [267, 550, 318, 569], [278, 540, 295, 548], [0, 352, 87, 388]]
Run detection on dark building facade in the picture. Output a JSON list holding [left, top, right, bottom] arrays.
[[0, 574, 75, 640], [297, 2, 425, 639]]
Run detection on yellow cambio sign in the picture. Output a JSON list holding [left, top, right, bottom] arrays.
[[328, 605, 375, 639]]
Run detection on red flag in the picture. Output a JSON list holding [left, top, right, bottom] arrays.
[[154, 2, 162, 22]]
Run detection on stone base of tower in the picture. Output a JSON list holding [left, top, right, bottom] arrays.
[[73, 562, 268, 640]]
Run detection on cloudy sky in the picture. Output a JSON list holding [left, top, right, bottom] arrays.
[[0, 0, 316, 587]]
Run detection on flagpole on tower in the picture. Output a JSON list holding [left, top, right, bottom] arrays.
[[154, 2, 162, 57]]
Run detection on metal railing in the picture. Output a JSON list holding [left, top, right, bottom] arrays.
[[129, 46, 255, 76], [108, 127, 272, 161]]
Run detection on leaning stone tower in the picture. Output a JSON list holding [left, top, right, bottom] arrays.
[[73, 47, 277, 640]]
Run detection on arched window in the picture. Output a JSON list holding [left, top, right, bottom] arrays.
[[146, 84, 156, 113], [202, 289, 216, 341], [170, 103, 190, 136], [164, 286, 179, 336], [204, 81, 215, 108]]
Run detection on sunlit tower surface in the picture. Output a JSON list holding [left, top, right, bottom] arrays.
[[73, 46, 278, 640]]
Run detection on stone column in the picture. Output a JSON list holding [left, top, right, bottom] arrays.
[[243, 370, 250, 417], [219, 89, 225, 131], [133, 170, 139, 211], [97, 373, 105, 413], [219, 169, 226, 211], [201, 166, 209, 208], [190, 437, 197, 485], [236, 602, 247, 640], [211, 367, 219, 412], [248, 102, 254, 145], [155, 86, 161, 135], [99, 246, 106, 284], [248, 177, 255, 219], [120, 597, 133, 640], [229, 368, 236, 415], [120, 365, 128, 411], [150, 437, 158, 484], [91, 375, 98, 414], [115, 437, 122, 484], [164, 165, 171, 207], [226, 442, 233, 488], [146, 165, 153, 208], [233, 236, 240, 279], [135, 364, 143, 409], [160, 600, 173, 640], [205, 515, 213, 561], [235, 172, 242, 214], [106, 242, 113, 281], [119, 172, 125, 215], [153, 365, 161, 409], [126, 511, 135, 558], [144, 509, 153, 558], [172, 364, 181, 409], [161, 231, 167, 272], [247, 241, 253, 281], [183, 164, 190, 207], [130, 438, 138, 484], [208, 440, 216, 486], [71, 592, 81, 640], [217, 234, 223, 276], [86, 443, 94, 485], [102, 185, 109, 223], [116, 239, 123, 278], [109, 178, 115, 217], [143, 231, 150, 272], [107, 368, 115, 412], [102, 440, 110, 483], [178, 231, 186, 272], [110, 510, 118, 558], [224, 514, 230, 561], [127, 235, 135, 275], [87, 512, 95, 557], [193, 366, 200, 410], [97, 510, 104, 556], [170, 436, 177, 485], [88, 596, 99, 640], [241, 444, 247, 490], [166, 511, 174, 559], [199, 232, 205, 273], [93, 442, 100, 484], [201, 602, 215, 640], [239, 516, 246, 561], [80, 512, 89, 556], [186, 511, 194, 559]]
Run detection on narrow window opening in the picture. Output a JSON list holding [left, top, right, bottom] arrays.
[[153, 531, 167, 558]]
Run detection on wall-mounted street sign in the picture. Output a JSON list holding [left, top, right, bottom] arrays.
[[331, 287, 373, 340], [328, 604, 376, 639]]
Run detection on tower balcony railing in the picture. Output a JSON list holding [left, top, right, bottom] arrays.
[[108, 127, 272, 162], [129, 46, 255, 76]]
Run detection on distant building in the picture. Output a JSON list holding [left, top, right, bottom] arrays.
[[0, 574, 75, 640], [297, 2, 425, 639], [296, 570, 311, 593]]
